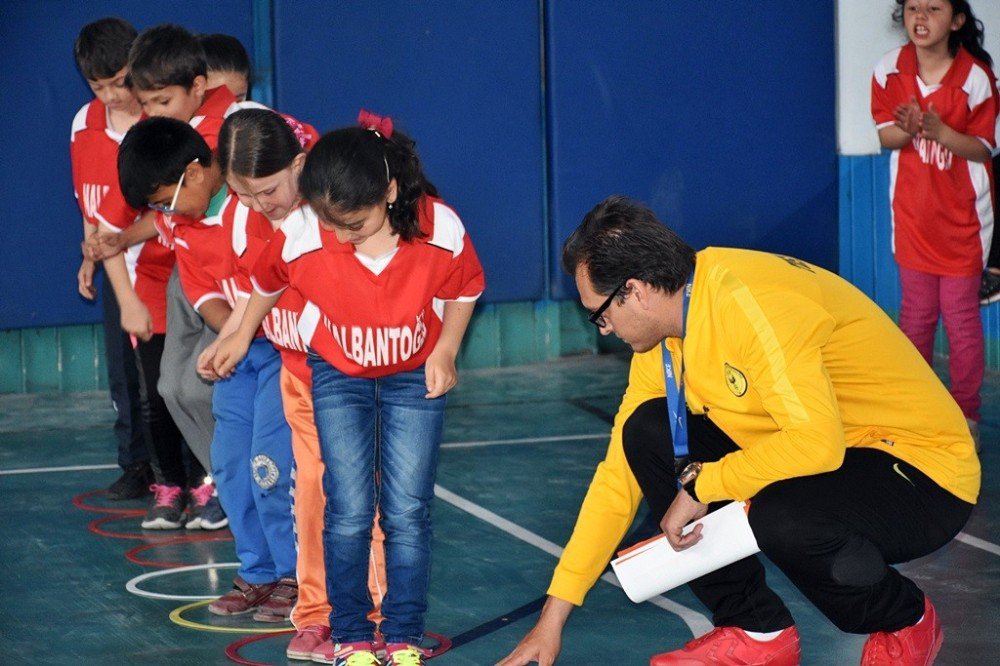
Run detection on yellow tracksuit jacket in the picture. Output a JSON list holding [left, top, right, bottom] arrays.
[[548, 247, 980, 606]]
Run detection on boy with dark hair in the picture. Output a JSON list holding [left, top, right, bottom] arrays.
[[118, 116, 297, 621], [127, 23, 258, 145], [70, 17, 152, 500]]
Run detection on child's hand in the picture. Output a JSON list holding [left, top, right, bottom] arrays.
[[77, 258, 97, 300], [85, 233, 124, 261], [212, 334, 250, 379], [893, 97, 921, 135], [120, 299, 153, 341], [196, 339, 222, 381], [424, 347, 458, 399], [918, 103, 948, 142]]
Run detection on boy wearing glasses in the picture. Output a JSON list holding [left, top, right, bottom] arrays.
[[118, 116, 301, 621]]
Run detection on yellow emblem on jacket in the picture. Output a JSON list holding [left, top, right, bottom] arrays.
[[724, 363, 747, 397]]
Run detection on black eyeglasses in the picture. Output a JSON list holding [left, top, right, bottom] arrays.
[[588, 280, 628, 328]]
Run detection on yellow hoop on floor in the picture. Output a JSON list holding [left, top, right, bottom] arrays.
[[169, 599, 293, 634]]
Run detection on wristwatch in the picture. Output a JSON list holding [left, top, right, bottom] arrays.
[[679, 461, 702, 503]]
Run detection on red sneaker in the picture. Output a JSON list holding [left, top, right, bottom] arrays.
[[650, 626, 801, 665], [861, 596, 943, 666], [285, 624, 329, 661]]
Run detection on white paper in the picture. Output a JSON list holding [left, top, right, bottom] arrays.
[[610, 501, 760, 603]]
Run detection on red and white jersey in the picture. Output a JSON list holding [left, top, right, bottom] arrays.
[[228, 200, 312, 384], [252, 196, 486, 378], [872, 43, 998, 276], [172, 196, 240, 314], [71, 99, 174, 333], [70, 99, 123, 227]]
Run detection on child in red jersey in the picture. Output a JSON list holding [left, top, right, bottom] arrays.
[[213, 111, 485, 666], [118, 115, 301, 622], [198, 108, 387, 661], [871, 0, 997, 450], [70, 17, 152, 500]]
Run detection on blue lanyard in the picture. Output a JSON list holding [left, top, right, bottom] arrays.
[[661, 274, 694, 467]]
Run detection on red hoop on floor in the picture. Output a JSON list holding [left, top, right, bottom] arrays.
[[73, 489, 146, 515], [125, 533, 233, 568]]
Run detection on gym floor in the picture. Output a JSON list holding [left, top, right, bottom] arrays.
[[1, 353, 997, 665]]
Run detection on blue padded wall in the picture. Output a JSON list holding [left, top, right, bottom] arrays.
[[544, 1, 839, 299], [272, 1, 546, 304], [0, 1, 254, 330]]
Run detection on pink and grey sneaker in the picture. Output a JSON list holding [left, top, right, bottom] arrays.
[[384, 644, 428, 666], [184, 481, 215, 529], [286, 624, 330, 661], [140, 484, 186, 530], [311, 640, 380, 666]]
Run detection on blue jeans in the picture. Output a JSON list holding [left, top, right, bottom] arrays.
[[309, 355, 446, 644], [212, 337, 296, 584]]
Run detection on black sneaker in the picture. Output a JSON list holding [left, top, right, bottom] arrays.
[[140, 484, 186, 529], [199, 493, 229, 530], [979, 269, 1000, 305], [107, 462, 154, 501]]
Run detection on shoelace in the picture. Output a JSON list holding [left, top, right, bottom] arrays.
[[297, 625, 327, 639], [386, 647, 424, 666], [861, 632, 904, 665], [344, 650, 380, 666], [150, 484, 183, 507], [189, 483, 214, 507], [684, 627, 730, 649]]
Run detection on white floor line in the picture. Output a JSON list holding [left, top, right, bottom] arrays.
[[1, 433, 608, 475], [0, 463, 117, 476], [954, 531, 1000, 556], [434, 484, 713, 637], [7, 455, 1000, 561]]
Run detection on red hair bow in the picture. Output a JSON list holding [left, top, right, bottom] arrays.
[[358, 109, 393, 139]]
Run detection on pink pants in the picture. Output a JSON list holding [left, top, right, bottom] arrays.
[[898, 266, 982, 422]]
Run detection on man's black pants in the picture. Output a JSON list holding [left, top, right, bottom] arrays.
[[622, 399, 974, 634]]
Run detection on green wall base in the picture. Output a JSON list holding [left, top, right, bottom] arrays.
[[0, 300, 604, 395]]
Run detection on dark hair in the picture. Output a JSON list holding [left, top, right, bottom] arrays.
[[128, 24, 207, 91], [198, 33, 252, 82], [299, 124, 438, 242], [218, 109, 302, 178], [118, 116, 212, 209], [562, 196, 696, 296], [893, 0, 993, 68], [74, 17, 137, 81]]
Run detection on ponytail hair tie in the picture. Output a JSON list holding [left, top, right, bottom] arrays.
[[358, 109, 394, 139], [281, 114, 311, 148]]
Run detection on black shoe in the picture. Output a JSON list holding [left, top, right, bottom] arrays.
[[979, 269, 1000, 305], [107, 462, 154, 501]]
